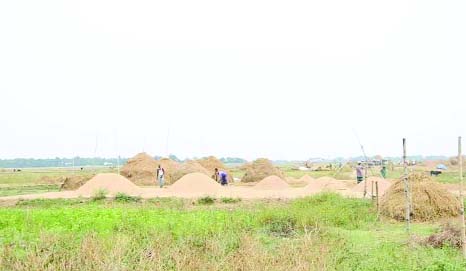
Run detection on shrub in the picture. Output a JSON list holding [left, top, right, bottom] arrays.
[[197, 196, 215, 205], [221, 197, 241, 204], [115, 192, 141, 203], [91, 189, 107, 201]]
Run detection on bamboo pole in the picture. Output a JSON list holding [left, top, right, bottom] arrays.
[[376, 180, 380, 215], [403, 138, 411, 234], [458, 136, 466, 258], [364, 162, 368, 198]]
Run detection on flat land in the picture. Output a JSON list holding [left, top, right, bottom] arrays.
[[1, 164, 465, 270]]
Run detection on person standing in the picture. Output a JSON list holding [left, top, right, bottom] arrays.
[[156, 164, 165, 188], [380, 165, 387, 179], [356, 163, 364, 184], [215, 168, 228, 186]]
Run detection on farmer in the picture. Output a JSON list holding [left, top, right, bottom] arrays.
[[156, 164, 165, 188], [356, 163, 364, 184], [380, 165, 387, 179], [215, 168, 228, 186]]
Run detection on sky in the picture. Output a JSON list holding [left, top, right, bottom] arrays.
[[0, 0, 465, 161]]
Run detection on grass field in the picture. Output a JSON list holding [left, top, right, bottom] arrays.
[[1, 194, 465, 270]]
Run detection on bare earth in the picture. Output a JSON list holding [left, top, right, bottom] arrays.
[[0, 173, 397, 201]]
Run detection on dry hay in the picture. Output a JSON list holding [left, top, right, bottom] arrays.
[[197, 156, 233, 182], [169, 172, 221, 194], [352, 177, 392, 196], [121, 153, 180, 185], [380, 173, 460, 221], [170, 160, 211, 183], [75, 173, 142, 196], [304, 176, 348, 192], [420, 223, 462, 248], [254, 175, 290, 190], [241, 158, 284, 183], [60, 175, 92, 190]]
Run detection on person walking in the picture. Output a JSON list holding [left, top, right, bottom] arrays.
[[215, 168, 228, 186], [356, 163, 364, 184], [156, 164, 165, 188]]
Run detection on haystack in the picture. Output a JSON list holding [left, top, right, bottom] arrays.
[[60, 175, 92, 190], [169, 172, 221, 194], [352, 177, 392, 196], [197, 156, 233, 182], [254, 175, 290, 190], [380, 173, 460, 221], [241, 158, 284, 183], [120, 153, 180, 185], [170, 160, 211, 183], [75, 173, 142, 196]]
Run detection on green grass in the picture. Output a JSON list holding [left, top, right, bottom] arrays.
[[1, 194, 465, 270]]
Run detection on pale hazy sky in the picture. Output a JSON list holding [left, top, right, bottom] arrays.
[[0, 1, 465, 160]]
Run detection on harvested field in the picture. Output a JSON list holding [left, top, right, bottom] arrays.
[[254, 175, 290, 190], [380, 173, 460, 221]]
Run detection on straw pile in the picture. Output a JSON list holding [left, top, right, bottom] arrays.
[[121, 153, 180, 185], [380, 173, 460, 221], [254, 175, 290, 190], [241, 158, 284, 183], [169, 172, 221, 194], [197, 156, 233, 182], [170, 160, 211, 183], [75, 173, 142, 196], [60, 175, 92, 190]]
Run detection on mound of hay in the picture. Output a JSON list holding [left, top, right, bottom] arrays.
[[170, 160, 211, 183], [241, 158, 284, 183], [254, 175, 290, 190], [60, 175, 92, 190], [169, 172, 221, 194], [197, 156, 233, 182], [352, 177, 392, 196], [304, 176, 348, 192], [121, 153, 180, 185], [75, 173, 142, 196], [380, 173, 460, 221]]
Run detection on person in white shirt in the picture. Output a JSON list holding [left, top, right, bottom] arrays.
[[156, 165, 165, 188]]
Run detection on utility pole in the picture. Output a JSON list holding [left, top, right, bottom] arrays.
[[403, 138, 411, 234], [458, 136, 466, 258]]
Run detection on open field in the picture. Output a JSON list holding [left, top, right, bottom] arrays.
[[1, 194, 466, 270], [1, 164, 466, 270]]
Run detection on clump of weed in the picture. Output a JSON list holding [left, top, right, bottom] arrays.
[[260, 213, 297, 238], [197, 196, 216, 205], [221, 197, 241, 204], [91, 189, 107, 201], [115, 192, 141, 203]]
